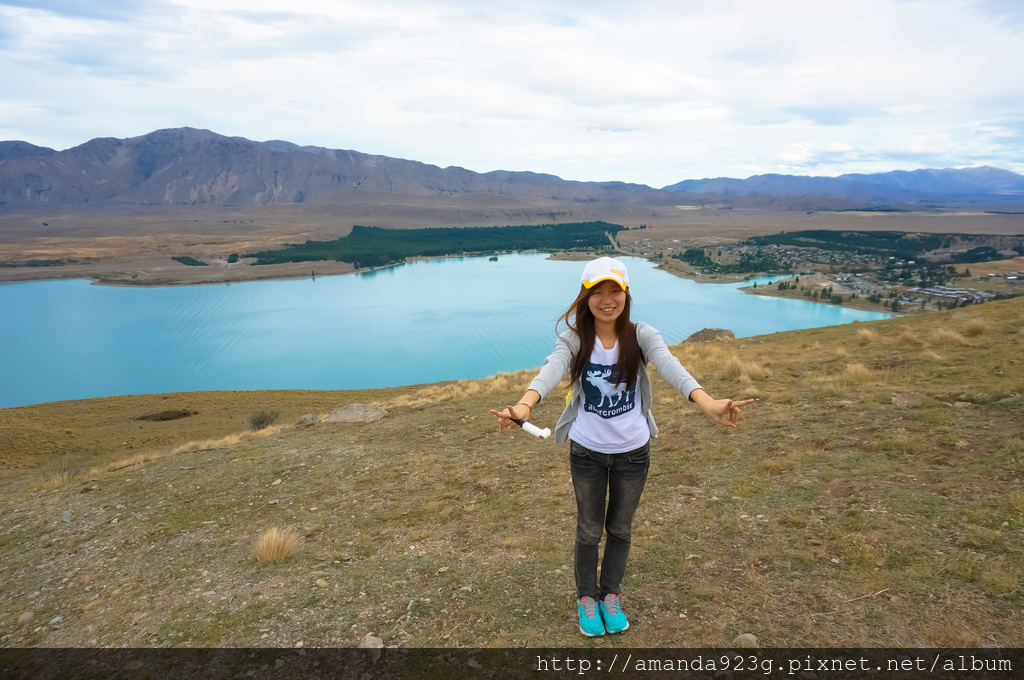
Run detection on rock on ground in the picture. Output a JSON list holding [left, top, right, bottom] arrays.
[[685, 328, 735, 343], [294, 413, 319, 427], [732, 632, 759, 648], [360, 633, 383, 662]]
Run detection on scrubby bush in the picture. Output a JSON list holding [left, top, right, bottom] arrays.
[[248, 409, 279, 431]]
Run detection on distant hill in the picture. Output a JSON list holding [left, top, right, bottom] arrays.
[[0, 127, 683, 208], [5, 127, 1021, 211], [663, 167, 1024, 203], [0, 140, 56, 162]]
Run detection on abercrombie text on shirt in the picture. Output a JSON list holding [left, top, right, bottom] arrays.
[[580, 362, 637, 419]]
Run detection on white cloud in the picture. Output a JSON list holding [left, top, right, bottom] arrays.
[[1, 0, 1022, 185]]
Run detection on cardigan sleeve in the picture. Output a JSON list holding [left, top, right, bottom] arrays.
[[526, 330, 576, 401], [637, 323, 703, 400]]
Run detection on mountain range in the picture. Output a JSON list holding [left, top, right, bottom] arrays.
[[0, 127, 674, 209], [662, 167, 1024, 203], [1, 127, 1022, 209]]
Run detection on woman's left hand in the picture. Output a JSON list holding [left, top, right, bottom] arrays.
[[700, 397, 755, 428]]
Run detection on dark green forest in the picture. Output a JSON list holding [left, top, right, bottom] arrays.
[[246, 222, 624, 268], [171, 256, 208, 267]]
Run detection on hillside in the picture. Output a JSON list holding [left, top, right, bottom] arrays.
[[664, 167, 1024, 205], [1, 298, 1021, 651], [0, 127, 683, 209]]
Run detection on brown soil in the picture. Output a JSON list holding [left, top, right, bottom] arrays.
[[3, 205, 1022, 287]]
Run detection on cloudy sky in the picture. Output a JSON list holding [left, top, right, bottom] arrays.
[[1, 0, 1022, 187]]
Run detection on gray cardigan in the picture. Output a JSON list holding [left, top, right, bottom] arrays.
[[527, 322, 703, 444]]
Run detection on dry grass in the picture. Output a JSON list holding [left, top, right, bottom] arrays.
[[92, 450, 164, 474], [964, 319, 989, 337], [736, 384, 765, 400], [857, 329, 881, 345], [1004, 490, 1024, 516], [965, 527, 1005, 549], [755, 452, 800, 474], [171, 424, 286, 454], [897, 327, 922, 345], [387, 370, 538, 408], [724, 356, 771, 381], [674, 342, 729, 374], [842, 363, 876, 383], [743, 362, 771, 381], [931, 328, 969, 346], [0, 389, 368, 472], [36, 454, 83, 489], [253, 527, 301, 564]]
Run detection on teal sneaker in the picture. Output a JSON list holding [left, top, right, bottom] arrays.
[[599, 593, 629, 634], [577, 597, 605, 637]]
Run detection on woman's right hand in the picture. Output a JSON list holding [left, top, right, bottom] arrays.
[[489, 403, 531, 432]]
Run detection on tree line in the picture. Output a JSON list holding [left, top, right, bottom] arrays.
[[246, 223, 625, 269]]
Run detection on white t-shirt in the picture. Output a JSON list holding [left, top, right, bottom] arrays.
[[567, 340, 650, 453]]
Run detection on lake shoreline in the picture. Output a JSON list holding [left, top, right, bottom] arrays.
[[0, 250, 560, 288], [0, 253, 897, 410], [0, 248, 894, 322]]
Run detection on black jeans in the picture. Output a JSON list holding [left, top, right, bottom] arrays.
[[569, 439, 651, 600]]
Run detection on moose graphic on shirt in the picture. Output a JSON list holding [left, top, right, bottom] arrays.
[[581, 362, 636, 419]]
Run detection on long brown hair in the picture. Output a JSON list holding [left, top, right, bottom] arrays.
[[559, 283, 643, 391]]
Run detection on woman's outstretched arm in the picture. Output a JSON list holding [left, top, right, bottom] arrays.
[[489, 390, 541, 432], [489, 331, 575, 432], [688, 388, 754, 428]]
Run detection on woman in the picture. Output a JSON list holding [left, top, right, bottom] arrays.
[[490, 256, 753, 637]]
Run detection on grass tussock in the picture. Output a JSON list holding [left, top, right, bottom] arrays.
[[724, 356, 771, 381], [930, 328, 969, 346], [755, 452, 800, 474], [897, 327, 922, 346], [964, 319, 989, 337], [842, 363, 876, 384], [964, 527, 1005, 549], [1003, 490, 1024, 518], [737, 385, 764, 400], [36, 454, 84, 489], [253, 527, 300, 564], [857, 329, 881, 345], [874, 434, 927, 457], [39, 470, 74, 489], [813, 383, 847, 400]]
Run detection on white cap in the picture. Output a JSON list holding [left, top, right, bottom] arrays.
[[581, 257, 629, 290]]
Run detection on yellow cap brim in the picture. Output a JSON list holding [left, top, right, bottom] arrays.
[[582, 276, 627, 290]]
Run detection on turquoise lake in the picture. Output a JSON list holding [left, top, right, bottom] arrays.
[[0, 254, 892, 408]]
